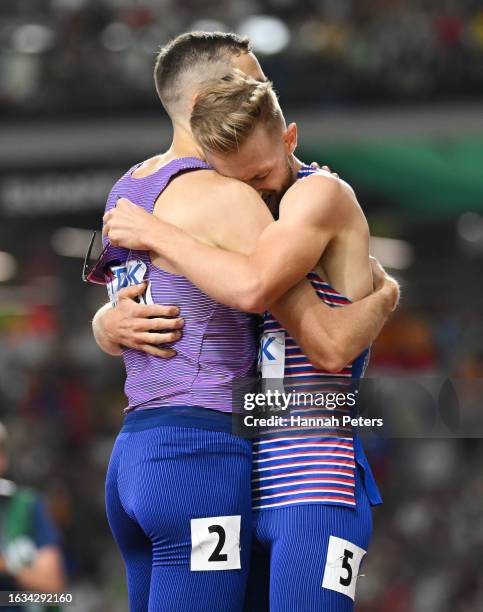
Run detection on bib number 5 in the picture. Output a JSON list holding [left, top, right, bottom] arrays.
[[190, 515, 241, 571], [322, 535, 367, 601]]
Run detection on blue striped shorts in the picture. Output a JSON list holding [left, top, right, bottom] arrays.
[[105, 406, 253, 612], [244, 463, 373, 612]]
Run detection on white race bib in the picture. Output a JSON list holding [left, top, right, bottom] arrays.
[[322, 535, 366, 601], [105, 259, 153, 307], [258, 331, 286, 379], [190, 515, 241, 571]]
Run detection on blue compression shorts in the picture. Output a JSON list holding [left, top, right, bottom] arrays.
[[105, 406, 253, 612], [244, 463, 373, 612]]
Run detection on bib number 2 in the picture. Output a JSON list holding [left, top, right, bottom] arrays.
[[190, 515, 241, 571]]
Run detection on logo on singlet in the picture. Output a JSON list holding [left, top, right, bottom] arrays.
[[105, 259, 153, 306]]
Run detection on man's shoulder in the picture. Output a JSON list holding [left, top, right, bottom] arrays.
[[170, 169, 265, 211], [105, 161, 141, 202], [175, 168, 255, 193], [293, 169, 352, 201], [281, 169, 360, 224], [109, 154, 168, 188], [167, 171, 272, 251]]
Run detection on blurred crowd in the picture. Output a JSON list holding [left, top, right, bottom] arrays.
[[357, 438, 483, 612], [0, 280, 128, 610], [1, 0, 483, 116]]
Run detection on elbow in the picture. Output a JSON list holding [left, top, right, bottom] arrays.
[[308, 339, 349, 374], [93, 331, 123, 356], [323, 356, 349, 374], [235, 279, 268, 314], [239, 297, 266, 314], [103, 343, 124, 357]]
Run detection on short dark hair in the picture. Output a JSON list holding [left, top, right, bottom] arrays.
[[154, 31, 251, 116]]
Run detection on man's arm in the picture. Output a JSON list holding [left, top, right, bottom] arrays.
[[0, 547, 65, 593], [94, 256, 398, 372], [92, 283, 184, 358], [94, 177, 274, 357], [103, 174, 347, 313], [1, 546, 65, 593], [270, 259, 399, 372], [100, 174, 399, 371]]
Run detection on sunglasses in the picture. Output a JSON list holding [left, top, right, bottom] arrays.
[[82, 231, 110, 285]]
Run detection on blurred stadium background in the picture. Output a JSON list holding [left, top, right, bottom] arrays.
[[1, 0, 483, 610]]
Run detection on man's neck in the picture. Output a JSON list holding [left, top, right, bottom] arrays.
[[293, 156, 304, 174], [132, 124, 207, 179], [136, 125, 206, 177], [168, 123, 206, 160]]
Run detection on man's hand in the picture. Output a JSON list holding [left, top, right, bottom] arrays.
[[103, 198, 161, 250], [94, 283, 184, 358], [370, 256, 400, 312], [310, 162, 339, 179]]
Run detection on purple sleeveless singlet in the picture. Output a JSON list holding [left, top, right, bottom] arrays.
[[96, 157, 258, 413]]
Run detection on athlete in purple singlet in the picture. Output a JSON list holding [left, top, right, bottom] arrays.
[[99, 157, 257, 414]]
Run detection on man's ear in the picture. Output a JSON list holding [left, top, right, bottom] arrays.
[[188, 92, 199, 115], [284, 122, 297, 155]]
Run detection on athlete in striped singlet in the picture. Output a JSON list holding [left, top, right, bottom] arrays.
[[102, 69, 399, 611]]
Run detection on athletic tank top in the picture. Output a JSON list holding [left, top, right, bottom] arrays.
[[253, 164, 382, 510], [98, 157, 258, 413]]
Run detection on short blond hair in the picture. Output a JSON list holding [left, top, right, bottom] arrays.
[[190, 70, 283, 154]]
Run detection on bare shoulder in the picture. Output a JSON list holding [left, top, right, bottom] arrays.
[[163, 170, 272, 251], [203, 174, 273, 249], [171, 169, 270, 217], [183, 170, 262, 199], [280, 169, 364, 226]]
